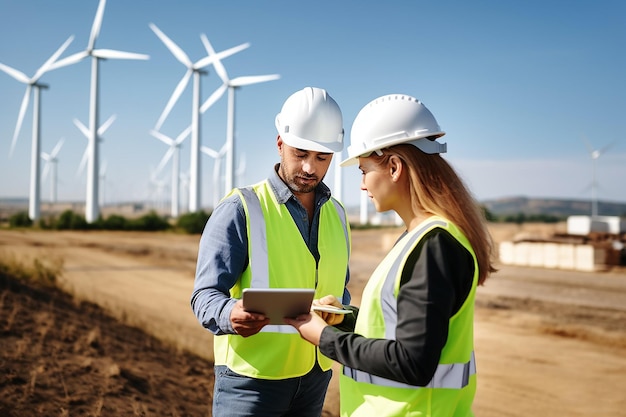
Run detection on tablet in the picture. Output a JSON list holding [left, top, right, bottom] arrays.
[[242, 288, 315, 325]]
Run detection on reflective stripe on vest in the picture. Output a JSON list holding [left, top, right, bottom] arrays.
[[344, 351, 476, 389], [344, 218, 476, 389], [238, 186, 350, 334], [380, 220, 446, 339], [238, 187, 268, 289]]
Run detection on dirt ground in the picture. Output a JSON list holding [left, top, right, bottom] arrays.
[[1, 224, 626, 416]]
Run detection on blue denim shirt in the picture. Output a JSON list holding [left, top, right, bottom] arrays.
[[191, 164, 351, 335]]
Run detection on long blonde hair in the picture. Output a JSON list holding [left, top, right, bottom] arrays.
[[374, 144, 496, 284]]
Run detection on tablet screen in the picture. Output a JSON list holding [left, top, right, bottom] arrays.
[[242, 288, 315, 325]]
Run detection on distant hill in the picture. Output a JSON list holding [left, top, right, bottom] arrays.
[[481, 196, 626, 217], [2, 196, 626, 219]]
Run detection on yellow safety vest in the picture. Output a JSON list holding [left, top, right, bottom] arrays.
[[340, 216, 477, 416], [214, 180, 351, 379]]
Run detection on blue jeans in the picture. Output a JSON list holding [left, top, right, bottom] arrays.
[[212, 363, 332, 417]]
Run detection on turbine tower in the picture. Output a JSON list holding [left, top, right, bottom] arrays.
[[360, 190, 369, 225], [333, 155, 343, 203], [149, 23, 249, 213], [0, 35, 75, 220], [582, 136, 614, 218], [150, 127, 191, 218], [51, 0, 149, 223], [41, 138, 65, 203], [200, 38, 280, 192], [236, 152, 247, 187]]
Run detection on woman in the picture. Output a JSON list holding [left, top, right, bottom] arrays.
[[285, 93, 496, 417]]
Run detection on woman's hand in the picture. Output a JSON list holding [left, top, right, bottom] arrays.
[[312, 294, 346, 326], [283, 312, 328, 346]]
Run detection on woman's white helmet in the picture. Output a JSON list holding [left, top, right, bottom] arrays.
[[275, 87, 344, 153], [340, 94, 446, 166]]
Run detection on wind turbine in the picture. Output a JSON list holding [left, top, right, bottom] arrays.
[[73, 115, 116, 178], [582, 135, 615, 218], [333, 155, 343, 203], [236, 152, 247, 187], [200, 37, 280, 193], [99, 159, 108, 206], [149, 23, 250, 213], [201, 143, 228, 209], [41, 138, 65, 203], [50, 0, 149, 223], [360, 190, 369, 225], [0, 35, 76, 221], [148, 169, 169, 213], [150, 126, 191, 218], [179, 170, 190, 213]]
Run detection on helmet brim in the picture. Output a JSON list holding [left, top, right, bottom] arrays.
[[340, 134, 446, 167], [279, 131, 344, 153]]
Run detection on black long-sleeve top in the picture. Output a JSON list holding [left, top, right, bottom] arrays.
[[319, 228, 475, 386]]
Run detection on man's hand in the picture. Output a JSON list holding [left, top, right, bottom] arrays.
[[230, 299, 270, 337]]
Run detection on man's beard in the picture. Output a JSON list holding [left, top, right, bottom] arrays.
[[280, 165, 321, 194]]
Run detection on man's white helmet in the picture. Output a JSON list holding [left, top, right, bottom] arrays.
[[275, 87, 344, 153], [340, 94, 446, 166]]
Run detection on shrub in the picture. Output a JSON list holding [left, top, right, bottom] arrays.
[[176, 210, 210, 234], [37, 215, 57, 230], [100, 214, 128, 230], [128, 211, 171, 231], [9, 211, 32, 228], [56, 210, 89, 230]]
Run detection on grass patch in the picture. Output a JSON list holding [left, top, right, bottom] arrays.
[[0, 250, 64, 288]]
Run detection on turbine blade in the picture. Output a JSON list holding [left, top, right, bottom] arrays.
[[51, 138, 65, 157], [219, 142, 229, 156], [149, 23, 192, 67], [598, 140, 616, 155], [150, 129, 175, 146], [88, 0, 107, 51], [73, 118, 90, 138], [9, 85, 31, 157], [200, 145, 218, 158], [0, 62, 29, 83], [93, 49, 150, 60], [155, 147, 175, 176], [200, 83, 227, 113], [98, 114, 117, 135], [231, 74, 281, 87], [175, 126, 191, 144], [33, 35, 75, 81], [200, 35, 229, 83], [77, 147, 89, 177], [194, 42, 250, 69], [155, 69, 192, 130], [42, 159, 51, 180], [48, 51, 88, 71]]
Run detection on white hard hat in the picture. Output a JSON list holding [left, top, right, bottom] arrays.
[[275, 87, 344, 153], [340, 94, 446, 166]]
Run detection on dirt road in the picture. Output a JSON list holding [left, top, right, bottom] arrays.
[[1, 227, 625, 416]]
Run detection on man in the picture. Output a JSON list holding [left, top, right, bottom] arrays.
[[191, 86, 352, 416]]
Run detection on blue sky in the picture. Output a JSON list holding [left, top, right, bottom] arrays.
[[1, 0, 625, 211]]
